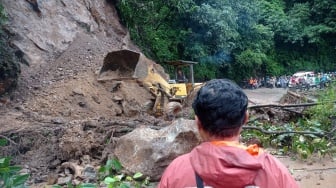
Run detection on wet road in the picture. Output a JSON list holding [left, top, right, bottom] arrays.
[[244, 87, 288, 105]]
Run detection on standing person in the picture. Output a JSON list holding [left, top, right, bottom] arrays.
[[158, 79, 299, 188], [249, 77, 254, 89]]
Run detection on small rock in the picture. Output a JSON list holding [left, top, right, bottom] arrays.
[[112, 95, 123, 101], [80, 155, 91, 165], [19, 168, 30, 174], [307, 161, 313, 165], [64, 168, 71, 175], [52, 117, 65, 124], [92, 95, 100, 104], [33, 173, 46, 184], [305, 174, 311, 179], [50, 159, 61, 168], [72, 88, 85, 96], [82, 165, 97, 181], [57, 175, 73, 185], [295, 175, 302, 181], [32, 85, 41, 90], [30, 168, 39, 173], [62, 109, 72, 117], [73, 179, 81, 185], [319, 174, 324, 180], [47, 173, 58, 185], [78, 101, 86, 107], [14, 105, 24, 111]]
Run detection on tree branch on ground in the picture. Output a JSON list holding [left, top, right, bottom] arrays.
[[242, 126, 325, 137], [0, 134, 18, 145], [248, 101, 336, 109]]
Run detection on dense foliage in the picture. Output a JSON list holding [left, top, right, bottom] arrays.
[[0, 3, 20, 95], [0, 139, 29, 188], [116, 0, 336, 82]]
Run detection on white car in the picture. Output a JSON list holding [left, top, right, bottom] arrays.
[[289, 71, 315, 88]]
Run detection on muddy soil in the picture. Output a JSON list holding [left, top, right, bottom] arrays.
[[0, 32, 335, 187], [0, 31, 170, 186]]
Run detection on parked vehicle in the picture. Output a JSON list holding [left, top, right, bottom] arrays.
[[288, 71, 315, 89]]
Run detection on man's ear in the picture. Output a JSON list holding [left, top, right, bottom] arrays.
[[195, 116, 204, 130], [195, 116, 208, 141], [243, 110, 249, 125]]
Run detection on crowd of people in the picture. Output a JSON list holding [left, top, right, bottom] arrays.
[[244, 76, 288, 89], [243, 72, 335, 90]]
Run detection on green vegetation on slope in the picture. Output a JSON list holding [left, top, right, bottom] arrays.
[[242, 84, 336, 159], [116, 0, 336, 82], [0, 3, 20, 96]]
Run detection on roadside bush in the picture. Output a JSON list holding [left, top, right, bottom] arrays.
[[52, 158, 150, 188], [242, 84, 336, 159], [305, 83, 336, 129], [0, 139, 29, 188]]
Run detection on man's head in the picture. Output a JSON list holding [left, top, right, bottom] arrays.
[[192, 79, 248, 138]]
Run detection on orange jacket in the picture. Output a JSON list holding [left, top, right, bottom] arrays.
[[158, 142, 299, 188]]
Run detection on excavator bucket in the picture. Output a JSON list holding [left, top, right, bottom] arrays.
[[98, 49, 170, 92], [98, 49, 149, 81], [98, 49, 172, 116]]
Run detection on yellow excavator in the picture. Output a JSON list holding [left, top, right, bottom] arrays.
[[97, 49, 202, 116]]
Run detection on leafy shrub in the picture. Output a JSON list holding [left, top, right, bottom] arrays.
[[52, 158, 150, 188], [0, 139, 29, 188], [99, 158, 150, 188], [243, 85, 336, 159]]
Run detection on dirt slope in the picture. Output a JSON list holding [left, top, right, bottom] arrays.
[[0, 1, 166, 185]]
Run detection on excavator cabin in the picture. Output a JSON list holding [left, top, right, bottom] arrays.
[[165, 60, 198, 99]]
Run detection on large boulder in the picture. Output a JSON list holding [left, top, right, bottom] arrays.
[[114, 119, 202, 181]]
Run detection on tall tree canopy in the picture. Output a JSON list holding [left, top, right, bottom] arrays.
[[116, 0, 336, 82]]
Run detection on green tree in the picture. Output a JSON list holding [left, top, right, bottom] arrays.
[[0, 3, 21, 96], [116, 0, 336, 82], [117, 0, 184, 62]]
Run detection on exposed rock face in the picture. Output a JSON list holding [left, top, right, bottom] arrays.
[[1, 0, 127, 67], [114, 119, 202, 181]]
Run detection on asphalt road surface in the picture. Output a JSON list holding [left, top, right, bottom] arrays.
[[244, 87, 288, 105]]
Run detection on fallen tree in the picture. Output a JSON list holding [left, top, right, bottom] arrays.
[[248, 100, 336, 109], [242, 126, 325, 137]]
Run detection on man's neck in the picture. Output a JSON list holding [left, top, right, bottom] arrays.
[[205, 135, 240, 143]]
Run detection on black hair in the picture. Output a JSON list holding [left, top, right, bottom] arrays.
[[192, 79, 248, 137]]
